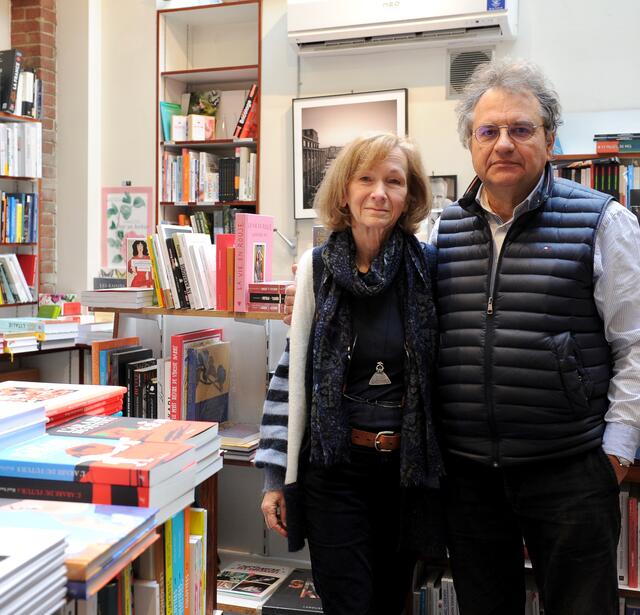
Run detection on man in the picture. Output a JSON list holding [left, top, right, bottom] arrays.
[[434, 58, 640, 614]]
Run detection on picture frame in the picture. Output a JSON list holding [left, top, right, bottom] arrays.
[[101, 187, 154, 269], [292, 89, 408, 220], [429, 175, 458, 211]]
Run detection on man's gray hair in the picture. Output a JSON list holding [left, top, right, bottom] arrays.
[[455, 58, 563, 148]]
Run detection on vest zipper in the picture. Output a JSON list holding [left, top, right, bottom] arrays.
[[487, 296, 494, 315]]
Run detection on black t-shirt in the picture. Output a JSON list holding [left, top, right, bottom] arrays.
[[344, 283, 404, 431]]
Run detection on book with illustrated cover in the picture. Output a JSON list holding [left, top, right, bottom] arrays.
[[217, 561, 292, 602], [0, 49, 22, 114], [185, 340, 230, 422], [0, 432, 195, 487], [48, 415, 218, 448], [160, 101, 182, 141], [262, 568, 324, 614], [233, 213, 274, 312], [0, 499, 156, 581], [187, 89, 220, 117]]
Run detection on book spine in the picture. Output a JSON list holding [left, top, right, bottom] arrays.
[[233, 214, 247, 311], [184, 507, 191, 615], [629, 495, 638, 588], [165, 518, 174, 615], [233, 83, 258, 138]]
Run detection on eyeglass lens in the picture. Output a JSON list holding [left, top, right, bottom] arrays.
[[475, 123, 537, 143]]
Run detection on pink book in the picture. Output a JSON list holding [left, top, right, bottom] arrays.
[[233, 213, 274, 312]]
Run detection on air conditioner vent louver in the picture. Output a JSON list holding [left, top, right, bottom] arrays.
[[447, 48, 493, 99]]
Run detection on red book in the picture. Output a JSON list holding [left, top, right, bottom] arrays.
[[233, 213, 274, 312], [169, 328, 222, 420], [215, 234, 235, 310], [595, 140, 619, 154], [238, 90, 259, 140], [629, 495, 638, 588], [233, 84, 258, 138], [16, 253, 37, 286]]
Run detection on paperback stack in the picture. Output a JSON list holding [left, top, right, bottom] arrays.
[[217, 561, 293, 612], [594, 132, 640, 154], [0, 429, 196, 524], [0, 400, 46, 449], [0, 316, 79, 350], [74, 319, 114, 344], [219, 422, 260, 462], [247, 281, 291, 314], [0, 499, 157, 600], [0, 330, 39, 354], [0, 380, 127, 427], [0, 526, 68, 615], [80, 287, 155, 309]]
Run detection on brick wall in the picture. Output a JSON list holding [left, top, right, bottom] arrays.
[[11, 0, 56, 293]]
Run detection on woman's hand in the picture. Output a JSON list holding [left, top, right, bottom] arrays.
[[261, 489, 288, 537]]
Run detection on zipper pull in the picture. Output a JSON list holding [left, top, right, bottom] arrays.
[[487, 296, 494, 315]]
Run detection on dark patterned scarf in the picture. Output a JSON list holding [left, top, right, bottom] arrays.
[[310, 227, 443, 488]]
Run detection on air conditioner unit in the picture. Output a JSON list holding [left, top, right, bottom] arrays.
[[287, 0, 518, 56]]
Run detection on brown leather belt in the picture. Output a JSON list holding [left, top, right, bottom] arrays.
[[351, 428, 401, 453]]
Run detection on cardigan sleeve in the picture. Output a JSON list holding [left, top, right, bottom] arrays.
[[254, 339, 290, 491]]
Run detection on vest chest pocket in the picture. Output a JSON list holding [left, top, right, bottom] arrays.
[[550, 331, 593, 414]]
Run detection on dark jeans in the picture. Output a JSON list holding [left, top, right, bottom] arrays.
[[443, 447, 621, 615], [302, 445, 417, 615]]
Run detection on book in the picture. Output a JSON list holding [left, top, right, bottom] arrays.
[[215, 233, 234, 310], [188, 89, 220, 117], [233, 84, 258, 138], [91, 337, 140, 385], [169, 328, 223, 420], [126, 237, 154, 288], [0, 499, 156, 582], [233, 213, 274, 312], [0, 432, 195, 487], [238, 88, 259, 140], [160, 101, 182, 141], [0, 49, 22, 114], [189, 508, 207, 612], [217, 561, 292, 603], [185, 340, 230, 422], [262, 568, 324, 614], [219, 422, 260, 445], [49, 415, 218, 448]]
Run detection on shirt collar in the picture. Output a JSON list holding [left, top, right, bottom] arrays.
[[476, 172, 546, 223]]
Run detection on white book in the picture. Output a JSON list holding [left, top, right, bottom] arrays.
[[0, 255, 27, 302], [173, 231, 199, 308], [178, 232, 212, 310], [189, 535, 203, 615], [7, 254, 32, 301], [189, 243, 213, 309], [198, 243, 217, 309]]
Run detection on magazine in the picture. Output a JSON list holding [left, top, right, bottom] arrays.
[[217, 561, 292, 602]]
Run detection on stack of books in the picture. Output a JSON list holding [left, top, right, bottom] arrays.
[[595, 132, 640, 154], [0, 381, 127, 427], [75, 319, 114, 344], [0, 400, 46, 449], [0, 316, 79, 351], [80, 287, 155, 309], [247, 281, 291, 314], [0, 499, 157, 600], [0, 526, 67, 614], [219, 422, 260, 462], [0, 428, 196, 524], [0, 330, 39, 354]]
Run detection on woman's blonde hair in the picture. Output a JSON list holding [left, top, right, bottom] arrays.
[[314, 132, 431, 234]]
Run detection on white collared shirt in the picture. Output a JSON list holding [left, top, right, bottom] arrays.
[[431, 175, 640, 461]]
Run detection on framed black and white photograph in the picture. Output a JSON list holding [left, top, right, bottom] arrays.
[[292, 89, 408, 220], [429, 175, 457, 212]]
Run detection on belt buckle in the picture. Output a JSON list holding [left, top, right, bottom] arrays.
[[374, 430, 395, 453]]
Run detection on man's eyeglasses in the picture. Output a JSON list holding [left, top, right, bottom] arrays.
[[473, 123, 541, 145]]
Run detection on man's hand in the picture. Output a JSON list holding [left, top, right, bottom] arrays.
[[283, 263, 298, 326], [261, 490, 288, 537], [607, 454, 630, 484]]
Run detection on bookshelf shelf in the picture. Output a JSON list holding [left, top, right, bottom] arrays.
[[161, 65, 259, 85], [0, 301, 37, 307], [89, 306, 283, 321], [553, 153, 640, 162], [0, 175, 39, 181], [0, 111, 41, 123], [161, 138, 257, 149], [159, 200, 257, 207], [0, 242, 37, 247]]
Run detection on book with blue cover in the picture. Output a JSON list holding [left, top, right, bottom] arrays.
[[0, 499, 156, 581], [185, 340, 230, 422]]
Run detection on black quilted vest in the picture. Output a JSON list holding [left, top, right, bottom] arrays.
[[436, 166, 613, 466]]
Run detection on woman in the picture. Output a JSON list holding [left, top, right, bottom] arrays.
[[255, 132, 444, 615]]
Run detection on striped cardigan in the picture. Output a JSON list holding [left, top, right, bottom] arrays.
[[254, 338, 290, 491]]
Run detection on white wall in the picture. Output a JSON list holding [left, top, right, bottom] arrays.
[[55, 0, 640, 285]]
